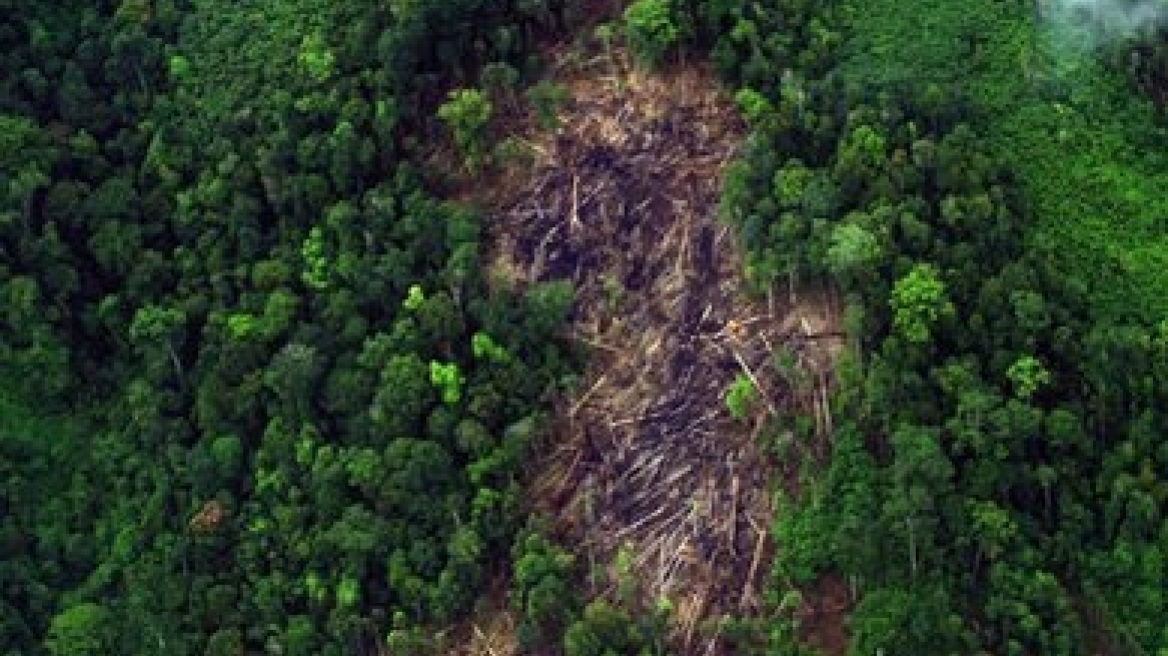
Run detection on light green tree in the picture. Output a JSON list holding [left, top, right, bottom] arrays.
[[44, 603, 116, 656], [300, 226, 330, 290], [734, 87, 775, 127], [890, 263, 954, 345], [297, 33, 335, 82], [430, 361, 464, 405], [1006, 355, 1051, 400], [403, 284, 425, 312], [724, 374, 757, 421], [472, 331, 510, 363]]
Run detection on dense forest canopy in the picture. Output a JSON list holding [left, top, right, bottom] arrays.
[[4, 0, 1168, 654], [2, 0, 589, 653], [684, 0, 1168, 652]]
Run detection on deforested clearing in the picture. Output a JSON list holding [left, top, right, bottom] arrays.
[[484, 49, 843, 652]]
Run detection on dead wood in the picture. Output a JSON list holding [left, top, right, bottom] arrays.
[[479, 48, 844, 655]]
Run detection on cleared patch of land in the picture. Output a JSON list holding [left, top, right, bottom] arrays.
[[480, 50, 843, 653]]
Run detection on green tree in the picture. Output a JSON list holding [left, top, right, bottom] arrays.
[[403, 284, 425, 312], [1006, 355, 1051, 400], [129, 305, 187, 382], [472, 331, 510, 363], [511, 529, 578, 650], [44, 603, 116, 656], [370, 353, 433, 435], [623, 0, 680, 68], [827, 222, 882, 285], [890, 263, 953, 345], [0, 114, 55, 220], [438, 89, 493, 172], [563, 600, 653, 656], [430, 361, 464, 405], [301, 226, 330, 290], [205, 628, 243, 656], [734, 87, 775, 127], [724, 373, 756, 421], [298, 33, 336, 82], [834, 123, 889, 200], [888, 424, 953, 578], [524, 280, 575, 336], [847, 586, 969, 656], [526, 81, 570, 130], [264, 343, 321, 419]]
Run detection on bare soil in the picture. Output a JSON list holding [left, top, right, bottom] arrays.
[[469, 48, 846, 654]]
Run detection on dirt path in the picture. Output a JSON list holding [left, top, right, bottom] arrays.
[[480, 50, 845, 653]]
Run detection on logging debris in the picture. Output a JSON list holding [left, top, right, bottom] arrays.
[[483, 50, 845, 654]]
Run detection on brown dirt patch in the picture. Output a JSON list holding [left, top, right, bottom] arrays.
[[453, 607, 519, 656], [481, 49, 846, 654], [797, 574, 851, 656]]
